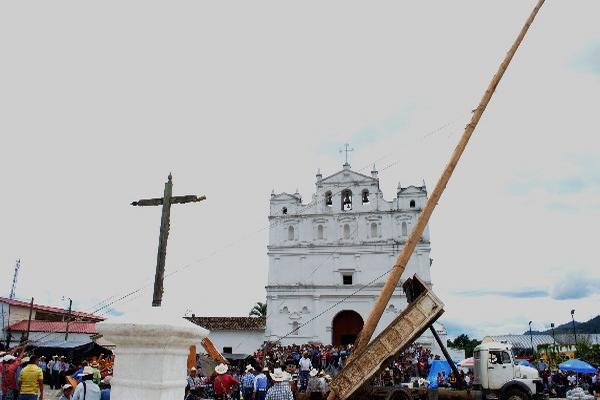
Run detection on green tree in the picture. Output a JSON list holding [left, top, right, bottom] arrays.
[[249, 301, 267, 317], [575, 341, 600, 365], [447, 334, 481, 358]]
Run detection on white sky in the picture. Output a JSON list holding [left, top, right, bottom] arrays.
[[1, 0, 599, 340]]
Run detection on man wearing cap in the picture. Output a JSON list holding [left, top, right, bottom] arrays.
[[265, 368, 293, 400], [306, 369, 326, 400], [185, 367, 202, 400], [72, 366, 100, 400], [59, 384, 73, 400], [241, 365, 255, 400], [298, 352, 312, 392], [213, 364, 239, 400], [253, 367, 269, 400], [18, 355, 43, 400], [1, 353, 22, 400]]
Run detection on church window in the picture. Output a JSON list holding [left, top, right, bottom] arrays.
[[341, 189, 352, 211], [317, 224, 324, 240], [325, 191, 332, 207], [292, 321, 300, 335], [282, 207, 288, 215], [343, 224, 351, 239], [342, 274, 353, 285], [282, 306, 289, 313], [370, 222, 378, 238], [401, 221, 408, 236], [302, 306, 309, 314], [288, 226, 295, 241], [409, 199, 416, 208], [362, 189, 370, 204]]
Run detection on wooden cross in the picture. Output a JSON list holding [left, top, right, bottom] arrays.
[[131, 173, 206, 307], [339, 143, 354, 166]]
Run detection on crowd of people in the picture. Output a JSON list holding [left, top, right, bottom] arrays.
[[0, 346, 113, 400]]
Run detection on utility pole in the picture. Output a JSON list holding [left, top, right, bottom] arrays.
[[551, 322, 556, 346], [571, 309, 578, 350], [65, 298, 73, 341], [131, 173, 206, 307], [9, 259, 21, 300], [349, 0, 548, 362], [529, 321, 534, 356], [25, 297, 34, 343]]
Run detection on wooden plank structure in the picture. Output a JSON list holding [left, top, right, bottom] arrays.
[[328, 1, 548, 400], [329, 276, 444, 400]]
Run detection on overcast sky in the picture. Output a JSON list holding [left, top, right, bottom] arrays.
[[1, 0, 599, 340]]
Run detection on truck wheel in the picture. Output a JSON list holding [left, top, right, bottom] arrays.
[[503, 388, 529, 400]]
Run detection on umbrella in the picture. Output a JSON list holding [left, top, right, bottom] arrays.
[[559, 359, 597, 374], [458, 357, 474, 368], [518, 360, 533, 367]]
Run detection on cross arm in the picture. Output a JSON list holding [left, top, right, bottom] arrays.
[[171, 195, 206, 204], [130, 195, 206, 207]]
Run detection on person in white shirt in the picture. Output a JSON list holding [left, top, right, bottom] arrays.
[[72, 366, 101, 400], [298, 353, 313, 392]]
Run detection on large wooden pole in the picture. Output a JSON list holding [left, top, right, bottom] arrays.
[[152, 174, 173, 307], [350, 0, 546, 359]]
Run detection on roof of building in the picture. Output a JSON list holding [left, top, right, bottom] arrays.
[[485, 333, 600, 348], [6, 320, 97, 334], [486, 334, 556, 349], [0, 297, 105, 322], [185, 316, 266, 331]]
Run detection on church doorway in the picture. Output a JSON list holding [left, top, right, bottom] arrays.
[[331, 310, 364, 346]]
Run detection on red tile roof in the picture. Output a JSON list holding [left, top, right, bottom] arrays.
[[0, 297, 105, 322], [6, 320, 97, 334], [186, 316, 266, 331]]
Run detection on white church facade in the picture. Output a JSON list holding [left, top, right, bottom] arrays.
[[265, 162, 434, 346], [190, 162, 453, 357]]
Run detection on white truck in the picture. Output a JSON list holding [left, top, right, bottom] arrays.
[[328, 275, 546, 400], [471, 340, 545, 400]]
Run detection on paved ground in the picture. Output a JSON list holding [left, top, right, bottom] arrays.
[[43, 384, 62, 398]]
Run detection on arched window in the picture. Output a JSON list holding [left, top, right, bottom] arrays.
[[288, 226, 295, 241], [343, 224, 351, 239], [317, 224, 324, 240], [282, 206, 288, 215], [282, 306, 289, 314], [362, 189, 370, 204], [401, 221, 408, 236], [371, 222, 378, 238], [292, 321, 300, 335], [325, 191, 332, 207], [302, 306, 309, 314], [409, 199, 416, 208], [341, 189, 352, 211]]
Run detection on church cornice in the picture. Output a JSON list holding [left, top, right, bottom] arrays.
[[267, 240, 431, 252], [268, 209, 421, 220]]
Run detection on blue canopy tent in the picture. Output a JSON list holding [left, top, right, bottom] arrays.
[[427, 360, 460, 389], [559, 359, 597, 374]]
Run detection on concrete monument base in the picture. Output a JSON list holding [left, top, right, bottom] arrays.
[[98, 307, 209, 400]]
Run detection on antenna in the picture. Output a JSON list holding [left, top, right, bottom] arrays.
[[9, 259, 21, 300]]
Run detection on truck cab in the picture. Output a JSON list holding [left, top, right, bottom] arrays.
[[473, 341, 544, 400]]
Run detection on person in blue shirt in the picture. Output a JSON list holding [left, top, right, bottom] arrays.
[[99, 375, 111, 400]]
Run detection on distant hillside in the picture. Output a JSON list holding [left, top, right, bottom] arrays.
[[527, 315, 600, 335]]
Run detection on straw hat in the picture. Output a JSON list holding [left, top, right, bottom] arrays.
[[62, 384, 73, 391], [270, 368, 286, 382], [101, 376, 113, 385], [245, 365, 254, 372], [262, 367, 269, 372], [309, 368, 319, 377], [215, 363, 229, 375], [78, 366, 95, 376]]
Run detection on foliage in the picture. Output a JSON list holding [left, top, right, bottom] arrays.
[[538, 344, 567, 368], [575, 341, 600, 365], [249, 301, 267, 318], [447, 334, 481, 358]]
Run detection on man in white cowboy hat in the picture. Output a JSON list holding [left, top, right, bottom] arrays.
[[213, 363, 239, 400], [241, 365, 256, 400], [253, 366, 269, 400], [306, 368, 326, 400], [72, 366, 101, 400], [59, 383, 73, 400], [265, 368, 293, 400]]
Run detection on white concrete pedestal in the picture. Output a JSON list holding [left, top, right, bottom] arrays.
[[97, 307, 209, 400]]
